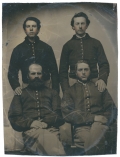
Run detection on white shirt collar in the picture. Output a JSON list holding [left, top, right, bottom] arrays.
[[76, 33, 86, 39], [77, 80, 87, 86]]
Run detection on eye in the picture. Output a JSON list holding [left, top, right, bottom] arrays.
[[78, 69, 82, 72], [85, 68, 89, 71], [76, 22, 79, 25], [30, 72, 36, 75], [32, 25, 37, 28], [26, 25, 30, 28], [37, 72, 42, 75]]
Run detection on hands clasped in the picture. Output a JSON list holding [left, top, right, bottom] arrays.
[[30, 120, 48, 129]]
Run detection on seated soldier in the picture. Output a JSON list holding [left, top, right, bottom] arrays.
[[8, 63, 65, 156], [61, 60, 117, 155]]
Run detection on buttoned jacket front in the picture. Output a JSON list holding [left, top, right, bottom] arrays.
[[8, 86, 64, 132], [8, 36, 59, 93], [61, 81, 116, 126], [59, 33, 110, 91]]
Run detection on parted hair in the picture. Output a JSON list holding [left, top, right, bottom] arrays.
[[23, 17, 41, 30], [71, 12, 90, 27]]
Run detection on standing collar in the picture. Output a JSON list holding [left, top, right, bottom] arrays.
[[77, 80, 91, 86], [72, 33, 90, 40], [25, 36, 40, 44], [77, 80, 89, 86], [76, 33, 86, 39]]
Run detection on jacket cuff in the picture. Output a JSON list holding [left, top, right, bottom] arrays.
[[98, 72, 108, 85]]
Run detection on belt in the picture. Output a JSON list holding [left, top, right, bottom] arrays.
[[74, 122, 93, 129]]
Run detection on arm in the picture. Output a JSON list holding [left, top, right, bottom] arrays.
[[8, 48, 21, 91], [102, 89, 117, 126], [59, 44, 70, 92], [61, 90, 84, 125], [48, 47, 60, 93], [42, 90, 64, 127], [97, 41, 110, 84], [8, 95, 34, 132]]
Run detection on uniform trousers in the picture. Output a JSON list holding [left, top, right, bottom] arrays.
[[22, 127, 66, 155]]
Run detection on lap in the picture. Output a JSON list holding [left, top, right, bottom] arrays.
[[22, 127, 65, 155]]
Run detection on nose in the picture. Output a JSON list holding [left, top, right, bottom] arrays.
[[79, 24, 82, 28], [30, 26, 33, 31], [35, 73, 39, 77], [82, 70, 85, 74]]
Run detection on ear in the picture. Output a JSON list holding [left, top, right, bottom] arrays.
[[27, 74, 29, 79], [37, 28, 40, 34], [72, 26, 75, 30], [24, 29, 27, 34], [86, 25, 88, 30]]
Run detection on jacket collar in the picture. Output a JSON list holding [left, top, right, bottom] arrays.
[[71, 33, 90, 40], [77, 79, 91, 86], [24, 36, 40, 44]]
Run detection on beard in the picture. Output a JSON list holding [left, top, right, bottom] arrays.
[[28, 77, 45, 90]]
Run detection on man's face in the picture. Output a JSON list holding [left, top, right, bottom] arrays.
[[76, 63, 90, 82], [29, 64, 42, 80], [72, 17, 88, 36], [24, 20, 39, 38]]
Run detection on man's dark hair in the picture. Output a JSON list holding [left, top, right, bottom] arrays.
[[71, 12, 90, 27], [23, 17, 41, 30], [75, 60, 91, 72]]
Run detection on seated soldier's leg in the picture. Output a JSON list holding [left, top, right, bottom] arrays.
[[74, 126, 90, 155], [22, 128, 46, 155], [22, 127, 65, 155], [85, 122, 108, 155], [59, 122, 72, 145], [105, 121, 117, 154]]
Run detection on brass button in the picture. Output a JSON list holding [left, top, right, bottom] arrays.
[[38, 112, 40, 116]]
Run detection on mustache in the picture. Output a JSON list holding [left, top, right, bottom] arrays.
[[28, 77, 45, 90]]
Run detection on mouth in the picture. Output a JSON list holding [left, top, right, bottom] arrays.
[[81, 76, 87, 79], [29, 32, 34, 34]]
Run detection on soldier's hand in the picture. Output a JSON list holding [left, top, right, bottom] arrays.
[[95, 79, 106, 92], [14, 87, 22, 95], [94, 115, 108, 124], [30, 120, 48, 129], [41, 122, 48, 129]]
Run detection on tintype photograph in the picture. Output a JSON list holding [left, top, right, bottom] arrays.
[[2, 2, 118, 156]]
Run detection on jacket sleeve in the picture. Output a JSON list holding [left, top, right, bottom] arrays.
[[8, 95, 34, 132], [59, 44, 70, 92], [42, 90, 64, 127], [61, 90, 84, 125], [97, 41, 110, 84], [8, 48, 20, 90], [102, 89, 117, 126], [48, 47, 60, 93]]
